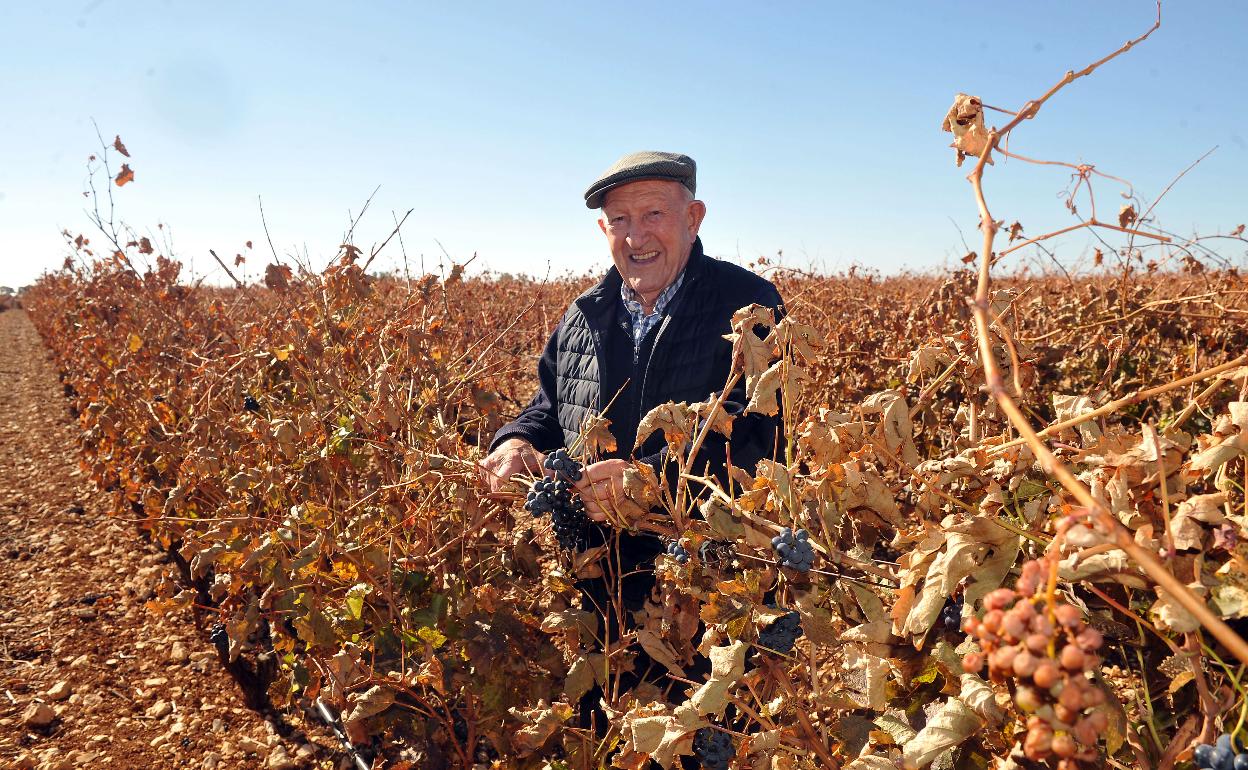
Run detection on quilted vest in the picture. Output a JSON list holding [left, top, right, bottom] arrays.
[[553, 239, 781, 455]]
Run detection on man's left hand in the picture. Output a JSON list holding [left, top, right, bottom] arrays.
[[575, 459, 634, 522]]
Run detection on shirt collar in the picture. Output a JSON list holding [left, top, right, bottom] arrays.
[[620, 270, 685, 318]]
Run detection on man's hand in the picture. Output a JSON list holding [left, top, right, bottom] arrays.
[[479, 438, 545, 493], [574, 459, 634, 522]]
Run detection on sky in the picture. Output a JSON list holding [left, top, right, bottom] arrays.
[[2, 1, 1246, 289]]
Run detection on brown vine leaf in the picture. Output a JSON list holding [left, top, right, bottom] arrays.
[[688, 641, 747, 717], [579, 412, 617, 456], [690, 397, 734, 438], [767, 316, 825, 363], [636, 629, 686, 677], [636, 402, 692, 451], [724, 304, 776, 384], [343, 685, 395, 743], [745, 360, 808, 417], [509, 700, 573, 755], [115, 164, 135, 186], [264, 263, 292, 291], [1118, 203, 1138, 228], [901, 694, 981, 768], [564, 653, 606, 702], [625, 703, 705, 768], [699, 497, 743, 540]]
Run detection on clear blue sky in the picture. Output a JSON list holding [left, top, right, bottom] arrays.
[[2, 1, 1245, 289]]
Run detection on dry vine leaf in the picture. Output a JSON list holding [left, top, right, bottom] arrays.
[[636, 402, 692, 451], [847, 757, 899, 770], [113, 135, 131, 157], [625, 702, 706, 768], [688, 640, 748, 717], [115, 164, 135, 186], [842, 645, 891, 710], [579, 411, 617, 456], [690, 397, 735, 438], [746, 360, 808, 417], [264, 263, 292, 291], [767, 316, 825, 363], [1052, 393, 1103, 445], [901, 515, 1019, 642], [1118, 203, 1138, 228], [723, 304, 776, 385], [1189, 402, 1248, 473], [508, 700, 574, 755], [565, 652, 607, 702], [343, 685, 395, 743], [907, 341, 953, 382], [901, 695, 982, 769], [940, 92, 993, 167], [1169, 492, 1228, 551], [862, 390, 920, 467], [1151, 583, 1206, 633], [636, 629, 686, 677]]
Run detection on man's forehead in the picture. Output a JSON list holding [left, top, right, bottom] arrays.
[[601, 180, 686, 209]]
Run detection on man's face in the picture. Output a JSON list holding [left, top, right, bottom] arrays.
[[597, 180, 706, 310]]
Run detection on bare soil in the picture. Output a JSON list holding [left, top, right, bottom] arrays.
[[0, 309, 341, 770]]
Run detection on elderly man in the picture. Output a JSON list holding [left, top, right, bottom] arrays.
[[481, 151, 783, 511], [480, 150, 784, 738]]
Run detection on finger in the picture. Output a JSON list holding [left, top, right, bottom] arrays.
[[521, 452, 544, 475], [582, 498, 608, 522]]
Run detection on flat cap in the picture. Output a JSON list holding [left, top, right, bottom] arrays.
[[584, 151, 696, 209]]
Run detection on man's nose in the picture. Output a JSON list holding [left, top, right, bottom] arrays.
[[624, 223, 650, 246]]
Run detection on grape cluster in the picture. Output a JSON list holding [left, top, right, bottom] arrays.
[[1194, 734, 1248, 769], [770, 528, 815, 572], [962, 559, 1107, 768], [666, 540, 690, 564], [525, 450, 590, 551], [525, 477, 573, 516], [939, 596, 963, 633], [208, 621, 229, 659], [692, 726, 734, 770], [543, 448, 583, 482], [758, 610, 803, 655]]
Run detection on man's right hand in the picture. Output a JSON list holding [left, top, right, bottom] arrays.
[[479, 438, 545, 493]]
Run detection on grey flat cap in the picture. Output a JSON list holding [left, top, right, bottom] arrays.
[[584, 151, 696, 209]]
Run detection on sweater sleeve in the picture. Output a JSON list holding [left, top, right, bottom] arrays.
[[488, 318, 566, 453]]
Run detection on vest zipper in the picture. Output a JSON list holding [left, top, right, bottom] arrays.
[[638, 314, 673, 423]]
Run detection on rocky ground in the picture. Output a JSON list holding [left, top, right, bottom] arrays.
[[0, 308, 346, 770]]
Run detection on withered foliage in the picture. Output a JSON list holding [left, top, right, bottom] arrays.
[[23, 239, 1248, 768]]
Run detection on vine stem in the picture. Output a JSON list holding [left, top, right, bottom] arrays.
[[987, 353, 1246, 455], [962, 0, 1248, 668]]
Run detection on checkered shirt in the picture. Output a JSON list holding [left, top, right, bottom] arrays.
[[620, 272, 685, 358]]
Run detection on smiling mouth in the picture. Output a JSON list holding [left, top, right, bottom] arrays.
[[629, 251, 659, 264]]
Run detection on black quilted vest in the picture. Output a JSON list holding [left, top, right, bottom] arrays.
[[554, 238, 781, 460]]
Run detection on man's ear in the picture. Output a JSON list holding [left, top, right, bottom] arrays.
[[687, 200, 707, 236], [597, 216, 609, 236]]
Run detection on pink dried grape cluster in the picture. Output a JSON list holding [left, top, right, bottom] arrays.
[[961, 559, 1108, 768]]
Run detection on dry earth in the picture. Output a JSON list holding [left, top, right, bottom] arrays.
[[0, 309, 346, 770]]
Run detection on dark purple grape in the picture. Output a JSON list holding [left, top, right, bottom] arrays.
[[693, 726, 733, 770], [758, 611, 802, 655], [1213, 746, 1236, 770]]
